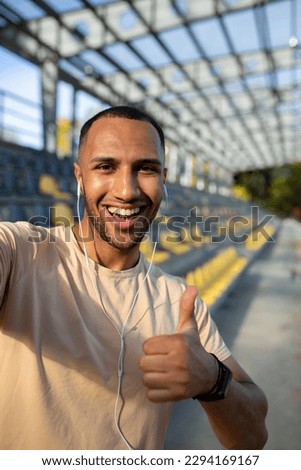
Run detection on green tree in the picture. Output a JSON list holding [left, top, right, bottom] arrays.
[[234, 163, 301, 219]]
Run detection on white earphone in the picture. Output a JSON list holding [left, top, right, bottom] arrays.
[[163, 183, 168, 201], [161, 184, 169, 218], [75, 178, 160, 450]]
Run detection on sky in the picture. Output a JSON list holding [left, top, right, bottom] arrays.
[[0, 45, 102, 149]]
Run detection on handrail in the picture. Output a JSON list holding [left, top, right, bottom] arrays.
[[0, 89, 42, 109], [0, 89, 42, 147]]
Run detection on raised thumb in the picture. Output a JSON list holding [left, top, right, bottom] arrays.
[[176, 285, 198, 333]]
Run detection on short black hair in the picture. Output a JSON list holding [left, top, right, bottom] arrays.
[[79, 105, 165, 152]]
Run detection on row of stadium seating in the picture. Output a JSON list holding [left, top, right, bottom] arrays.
[[0, 143, 75, 225], [0, 170, 77, 197], [185, 223, 275, 307], [186, 246, 248, 307], [0, 144, 76, 191], [142, 220, 276, 313], [0, 146, 75, 176], [0, 142, 279, 312]]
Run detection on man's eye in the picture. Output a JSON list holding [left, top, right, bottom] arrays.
[[140, 165, 157, 173], [97, 164, 114, 171]]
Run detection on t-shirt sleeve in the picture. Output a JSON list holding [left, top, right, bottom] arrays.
[[0, 223, 16, 307], [195, 296, 231, 362], [0, 222, 40, 309]]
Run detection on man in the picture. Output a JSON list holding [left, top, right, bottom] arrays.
[[0, 106, 267, 450]]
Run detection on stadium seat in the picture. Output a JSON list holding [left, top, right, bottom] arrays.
[[0, 169, 16, 194], [185, 247, 247, 306], [60, 157, 75, 177], [16, 171, 39, 195], [140, 237, 170, 264], [4, 204, 26, 222]]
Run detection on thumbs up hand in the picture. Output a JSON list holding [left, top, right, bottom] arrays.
[[139, 286, 217, 402]]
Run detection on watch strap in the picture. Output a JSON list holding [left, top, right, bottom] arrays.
[[192, 354, 232, 402]]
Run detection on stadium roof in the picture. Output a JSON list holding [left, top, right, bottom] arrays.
[[0, 0, 300, 175]]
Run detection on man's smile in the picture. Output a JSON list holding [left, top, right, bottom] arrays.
[[107, 206, 141, 218], [102, 205, 149, 230]]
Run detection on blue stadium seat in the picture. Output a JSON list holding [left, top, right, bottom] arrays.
[[32, 155, 48, 174], [16, 172, 39, 195], [57, 176, 71, 192], [30, 203, 52, 227], [46, 156, 60, 175], [0, 150, 12, 168], [60, 157, 74, 177], [0, 205, 10, 221], [0, 169, 16, 194], [4, 204, 26, 222]]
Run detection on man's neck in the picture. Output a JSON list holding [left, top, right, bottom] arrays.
[[72, 222, 140, 271]]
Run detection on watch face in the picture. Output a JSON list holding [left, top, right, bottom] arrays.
[[217, 363, 232, 398]]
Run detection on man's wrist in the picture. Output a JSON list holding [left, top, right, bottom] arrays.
[[192, 354, 232, 402]]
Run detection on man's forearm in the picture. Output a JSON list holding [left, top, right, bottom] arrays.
[[200, 380, 268, 449]]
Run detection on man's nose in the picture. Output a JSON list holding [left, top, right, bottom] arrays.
[[111, 169, 140, 201]]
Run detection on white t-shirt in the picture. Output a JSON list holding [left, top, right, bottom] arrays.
[[0, 222, 230, 450]]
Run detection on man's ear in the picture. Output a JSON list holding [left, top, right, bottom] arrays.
[[74, 162, 83, 194], [163, 167, 167, 184]]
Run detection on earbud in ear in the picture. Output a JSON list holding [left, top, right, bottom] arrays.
[[77, 181, 81, 197]]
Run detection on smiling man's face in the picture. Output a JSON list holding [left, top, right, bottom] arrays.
[[74, 116, 166, 251]]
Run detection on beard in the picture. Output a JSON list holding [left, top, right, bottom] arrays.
[[84, 197, 152, 251]]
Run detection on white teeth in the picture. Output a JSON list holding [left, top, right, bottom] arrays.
[[108, 206, 140, 216]]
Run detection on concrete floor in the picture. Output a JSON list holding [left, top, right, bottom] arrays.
[[165, 218, 301, 450]]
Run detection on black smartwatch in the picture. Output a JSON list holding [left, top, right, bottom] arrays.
[[192, 354, 232, 402]]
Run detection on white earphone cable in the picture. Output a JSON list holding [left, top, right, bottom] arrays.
[[76, 183, 166, 449]]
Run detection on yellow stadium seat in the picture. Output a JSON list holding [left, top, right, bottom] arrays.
[[140, 238, 170, 264], [185, 247, 247, 307], [39, 175, 72, 201]]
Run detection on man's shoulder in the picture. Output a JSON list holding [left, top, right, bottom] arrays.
[[0, 221, 71, 246], [0, 220, 47, 233], [0, 221, 49, 242]]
